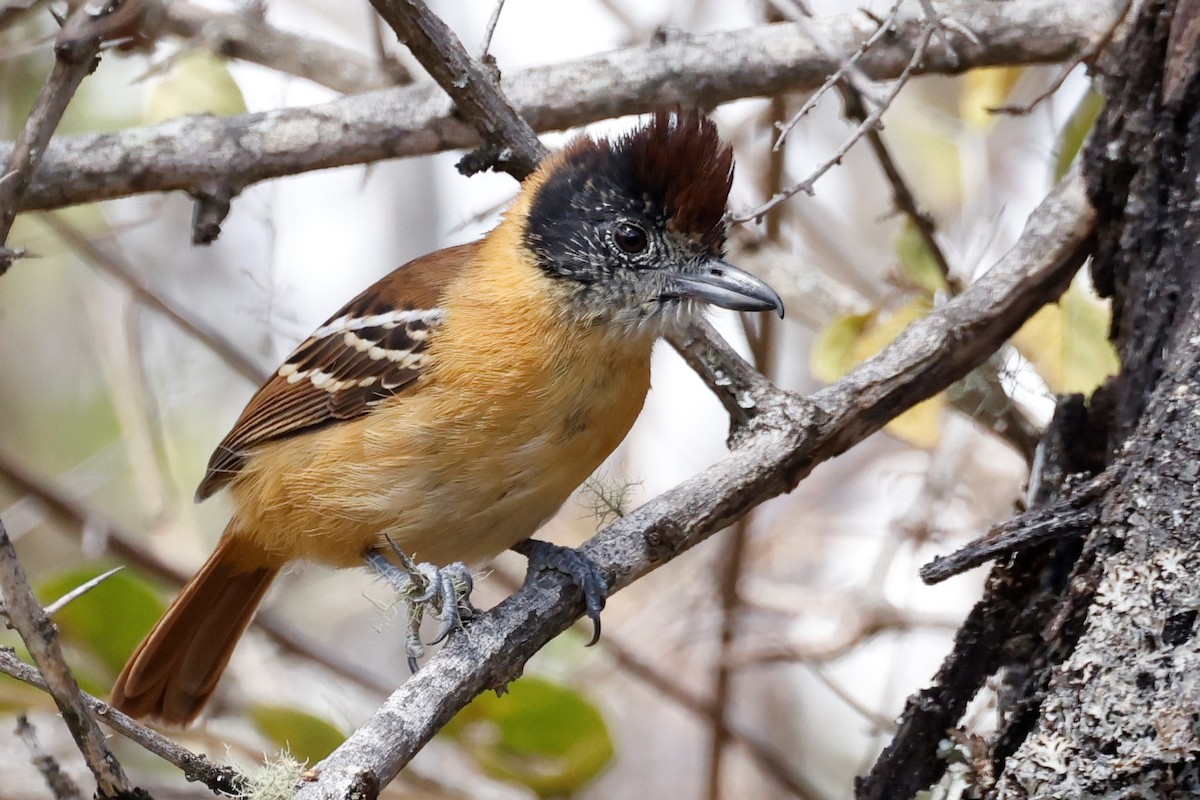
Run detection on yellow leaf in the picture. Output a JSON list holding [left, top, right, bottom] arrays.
[[811, 311, 874, 384], [145, 51, 247, 125], [1013, 282, 1118, 395], [895, 221, 947, 295], [812, 299, 945, 448], [960, 66, 1023, 130], [889, 116, 963, 212]]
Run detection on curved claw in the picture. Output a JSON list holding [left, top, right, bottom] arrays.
[[514, 539, 608, 645]]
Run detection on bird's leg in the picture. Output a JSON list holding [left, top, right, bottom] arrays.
[[512, 538, 608, 645], [364, 544, 475, 672]]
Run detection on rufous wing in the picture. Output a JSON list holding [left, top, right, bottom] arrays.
[[195, 242, 477, 500]]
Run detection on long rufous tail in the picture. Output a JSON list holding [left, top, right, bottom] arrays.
[[110, 532, 279, 725]]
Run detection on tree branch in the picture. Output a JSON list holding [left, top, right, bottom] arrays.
[[0, 0, 1111, 215], [16, 714, 83, 800], [368, 0, 546, 178], [0, 648, 245, 796], [0, 0, 133, 272], [294, 164, 1095, 800], [919, 467, 1120, 584], [0, 518, 131, 797]]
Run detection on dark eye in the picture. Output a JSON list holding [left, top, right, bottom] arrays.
[[613, 221, 648, 254]]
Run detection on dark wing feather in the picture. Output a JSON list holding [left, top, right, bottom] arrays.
[[195, 243, 477, 501]]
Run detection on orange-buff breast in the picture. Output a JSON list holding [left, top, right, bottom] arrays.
[[227, 231, 653, 569]]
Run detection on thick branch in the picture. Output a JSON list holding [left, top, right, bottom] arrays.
[[295, 167, 1095, 800], [0, 0, 1110, 214]]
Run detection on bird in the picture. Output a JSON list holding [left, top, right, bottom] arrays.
[[109, 109, 784, 725]]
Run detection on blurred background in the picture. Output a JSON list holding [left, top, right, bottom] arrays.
[[0, 1, 1114, 798]]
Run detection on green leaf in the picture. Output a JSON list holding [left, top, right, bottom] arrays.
[[37, 565, 166, 678], [250, 705, 346, 764], [1055, 88, 1104, 181], [443, 676, 613, 797], [1013, 281, 1119, 395], [145, 50, 247, 124]]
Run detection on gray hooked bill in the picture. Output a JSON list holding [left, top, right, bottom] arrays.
[[665, 259, 785, 318]]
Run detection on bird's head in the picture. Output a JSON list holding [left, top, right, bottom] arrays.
[[522, 110, 784, 334]]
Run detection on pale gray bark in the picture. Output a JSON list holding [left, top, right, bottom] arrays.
[[0, 0, 1108, 213]]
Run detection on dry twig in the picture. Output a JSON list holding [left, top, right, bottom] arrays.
[[991, 0, 1132, 115], [0, 518, 130, 797], [0, 0, 132, 273], [919, 467, 1120, 584], [16, 714, 83, 800], [39, 212, 265, 383], [368, 0, 546, 179], [733, 15, 939, 224], [0, 648, 246, 795]]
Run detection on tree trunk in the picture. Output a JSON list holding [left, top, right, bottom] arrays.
[[997, 0, 1200, 794], [864, 0, 1200, 796]]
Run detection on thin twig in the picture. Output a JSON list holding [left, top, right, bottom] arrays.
[[0, 0, 130, 273], [919, 467, 1119, 584], [487, 567, 823, 799], [606, 628, 824, 800], [838, 82, 960, 292], [735, 604, 960, 666], [43, 566, 123, 616], [991, 0, 1132, 115], [0, 518, 131, 797], [770, 0, 899, 150], [733, 16, 939, 224], [803, 661, 896, 732], [917, 0, 961, 68], [706, 517, 751, 800], [0, 0, 51, 33], [39, 211, 265, 383], [16, 715, 83, 800], [769, 0, 958, 290], [0, 648, 246, 796], [478, 0, 507, 60]]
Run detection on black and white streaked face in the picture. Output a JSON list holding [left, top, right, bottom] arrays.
[[524, 111, 783, 333]]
